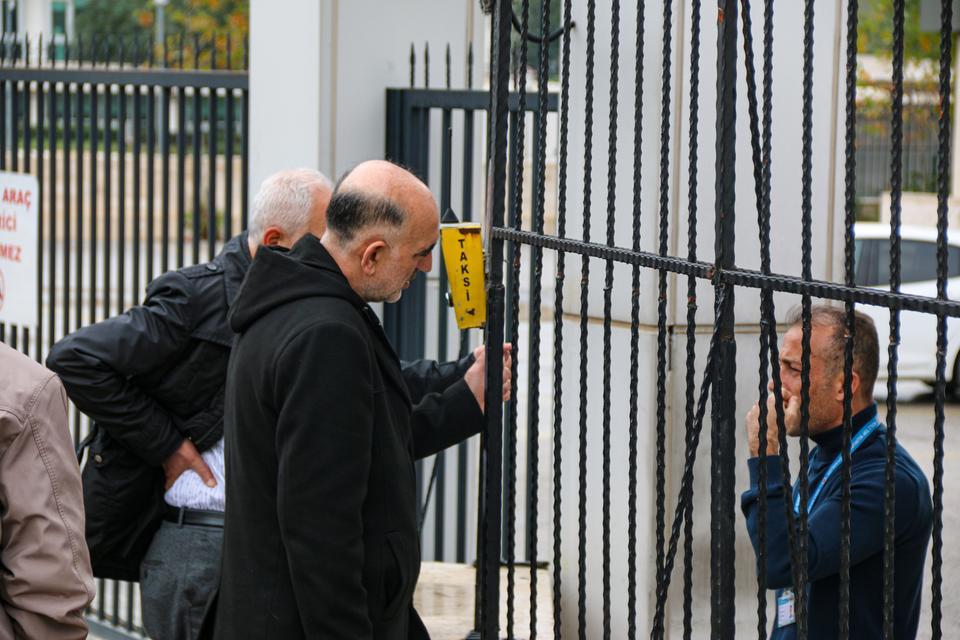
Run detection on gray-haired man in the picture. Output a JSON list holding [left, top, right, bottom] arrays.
[[48, 168, 476, 640]]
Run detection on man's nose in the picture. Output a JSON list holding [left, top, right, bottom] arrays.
[[419, 252, 433, 272]]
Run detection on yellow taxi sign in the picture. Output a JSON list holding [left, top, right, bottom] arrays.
[[441, 223, 486, 330]]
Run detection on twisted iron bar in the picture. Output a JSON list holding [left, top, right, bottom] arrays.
[[797, 1, 817, 634], [627, 0, 645, 636], [931, 0, 953, 637], [839, 1, 860, 638], [757, 0, 778, 632], [600, 0, 620, 636], [551, 0, 573, 635], [477, 2, 512, 634], [710, 1, 739, 630], [681, 2, 701, 637], [525, 0, 553, 636], [883, 2, 906, 637], [653, 0, 674, 629], [504, 1, 531, 636], [737, 0, 770, 635], [577, 2, 596, 639]]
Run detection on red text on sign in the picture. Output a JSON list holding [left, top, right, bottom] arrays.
[[1, 188, 31, 208], [0, 243, 22, 263]]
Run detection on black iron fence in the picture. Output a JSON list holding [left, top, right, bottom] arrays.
[[0, 33, 248, 637], [384, 42, 561, 568], [476, 0, 956, 639]]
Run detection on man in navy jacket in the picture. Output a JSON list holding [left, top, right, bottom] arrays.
[[742, 305, 932, 639]]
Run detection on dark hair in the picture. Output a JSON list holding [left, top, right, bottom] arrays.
[[325, 190, 406, 243], [786, 304, 879, 398]]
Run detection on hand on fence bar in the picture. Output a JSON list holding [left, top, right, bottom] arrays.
[[464, 343, 512, 412]]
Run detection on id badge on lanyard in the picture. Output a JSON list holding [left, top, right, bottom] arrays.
[[777, 589, 796, 628]]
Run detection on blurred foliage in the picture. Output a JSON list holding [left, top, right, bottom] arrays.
[[858, 0, 941, 61], [75, 0, 248, 68], [74, 0, 144, 40], [856, 0, 945, 150]]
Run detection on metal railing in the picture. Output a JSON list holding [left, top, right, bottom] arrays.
[[384, 41, 562, 576], [477, 0, 956, 638], [0, 32, 248, 637]]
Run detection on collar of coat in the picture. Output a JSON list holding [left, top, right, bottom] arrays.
[[228, 234, 413, 405]]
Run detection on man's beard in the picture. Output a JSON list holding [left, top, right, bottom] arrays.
[[365, 272, 416, 304]]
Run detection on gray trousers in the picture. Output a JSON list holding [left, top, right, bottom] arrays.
[[140, 520, 222, 640]]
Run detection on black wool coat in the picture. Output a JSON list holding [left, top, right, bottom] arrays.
[[213, 235, 484, 640]]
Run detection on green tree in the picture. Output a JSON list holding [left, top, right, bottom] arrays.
[[75, 0, 248, 67]]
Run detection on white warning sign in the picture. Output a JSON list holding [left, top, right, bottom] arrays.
[[0, 172, 38, 327]]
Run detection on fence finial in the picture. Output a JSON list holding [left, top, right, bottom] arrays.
[[467, 41, 474, 89], [409, 43, 416, 87], [445, 44, 451, 89], [424, 42, 430, 88]]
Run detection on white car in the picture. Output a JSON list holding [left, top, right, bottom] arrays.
[[854, 222, 960, 391]]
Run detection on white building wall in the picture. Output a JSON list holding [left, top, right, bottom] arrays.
[[249, 0, 326, 191], [250, 0, 485, 192], [21, 0, 49, 36]]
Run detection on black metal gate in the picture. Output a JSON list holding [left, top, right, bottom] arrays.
[[475, 0, 957, 639], [0, 34, 248, 637], [384, 41, 560, 571]]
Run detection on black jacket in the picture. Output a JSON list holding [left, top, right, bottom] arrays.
[[47, 232, 471, 582], [213, 235, 484, 640], [46, 232, 253, 580]]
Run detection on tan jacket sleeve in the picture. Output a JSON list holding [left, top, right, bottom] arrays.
[[0, 374, 94, 640]]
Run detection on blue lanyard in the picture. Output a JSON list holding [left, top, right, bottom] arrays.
[[792, 416, 881, 515]]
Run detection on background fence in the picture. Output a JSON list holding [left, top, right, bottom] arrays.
[[0, 33, 249, 637], [856, 79, 946, 214]]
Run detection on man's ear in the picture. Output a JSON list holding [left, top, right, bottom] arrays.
[[262, 226, 285, 248], [833, 368, 861, 402], [361, 240, 389, 276]]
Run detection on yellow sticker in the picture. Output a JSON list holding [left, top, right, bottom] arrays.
[[440, 223, 486, 330]]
